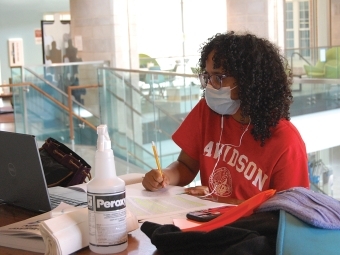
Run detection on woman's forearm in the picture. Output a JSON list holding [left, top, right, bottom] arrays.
[[163, 160, 198, 187]]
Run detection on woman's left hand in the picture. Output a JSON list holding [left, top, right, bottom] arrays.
[[184, 186, 209, 196]]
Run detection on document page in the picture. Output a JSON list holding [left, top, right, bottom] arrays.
[[126, 183, 228, 223]]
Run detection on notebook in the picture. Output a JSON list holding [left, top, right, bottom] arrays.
[[0, 130, 88, 213]]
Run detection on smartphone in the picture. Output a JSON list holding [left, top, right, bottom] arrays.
[[186, 209, 221, 222]]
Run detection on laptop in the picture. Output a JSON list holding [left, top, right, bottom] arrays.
[[0, 131, 88, 213]]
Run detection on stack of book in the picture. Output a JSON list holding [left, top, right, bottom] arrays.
[[0, 202, 138, 254]]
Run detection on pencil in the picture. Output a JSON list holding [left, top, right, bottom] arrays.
[[151, 141, 162, 175]]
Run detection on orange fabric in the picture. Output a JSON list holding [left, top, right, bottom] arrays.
[[182, 189, 276, 232]]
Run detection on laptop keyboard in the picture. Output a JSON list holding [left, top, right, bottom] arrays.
[[49, 194, 88, 209]]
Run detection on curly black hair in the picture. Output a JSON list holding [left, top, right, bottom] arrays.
[[198, 31, 293, 146]]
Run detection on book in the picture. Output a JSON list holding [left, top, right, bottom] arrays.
[[40, 206, 138, 255], [0, 203, 78, 253], [39, 206, 89, 255], [0, 202, 139, 254]]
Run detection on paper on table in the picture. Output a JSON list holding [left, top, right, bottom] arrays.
[[126, 183, 228, 224], [126, 182, 186, 197]]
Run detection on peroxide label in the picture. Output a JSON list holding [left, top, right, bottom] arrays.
[[88, 191, 127, 247], [88, 191, 126, 212]]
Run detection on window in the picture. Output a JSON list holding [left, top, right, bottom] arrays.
[[285, 0, 310, 58], [299, 1, 310, 57], [286, 2, 294, 57], [43, 13, 71, 21]]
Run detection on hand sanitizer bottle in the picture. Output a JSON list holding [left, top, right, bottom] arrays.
[[87, 124, 127, 254]]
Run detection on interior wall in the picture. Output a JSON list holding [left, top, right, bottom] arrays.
[[316, 0, 331, 47], [226, 0, 285, 49], [331, 0, 340, 45], [0, 0, 69, 84]]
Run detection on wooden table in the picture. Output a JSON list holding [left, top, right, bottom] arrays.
[[0, 203, 159, 255]]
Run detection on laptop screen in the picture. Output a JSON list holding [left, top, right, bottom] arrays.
[[0, 131, 52, 212]]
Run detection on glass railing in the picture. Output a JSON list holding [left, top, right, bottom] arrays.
[[97, 67, 201, 171], [10, 61, 109, 146], [290, 77, 340, 116], [11, 83, 96, 144], [10, 63, 202, 174], [16, 61, 109, 117], [10, 61, 340, 195]]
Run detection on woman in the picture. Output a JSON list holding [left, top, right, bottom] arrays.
[[142, 31, 309, 203]]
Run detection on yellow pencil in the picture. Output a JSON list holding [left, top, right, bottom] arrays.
[[151, 141, 162, 175]]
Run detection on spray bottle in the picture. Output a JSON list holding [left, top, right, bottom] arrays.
[[87, 124, 127, 254]]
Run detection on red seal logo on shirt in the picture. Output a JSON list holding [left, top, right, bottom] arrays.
[[208, 167, 232, 197]]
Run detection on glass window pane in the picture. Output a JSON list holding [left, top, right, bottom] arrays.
[[299, 1, 309, 29], [286, 31, 295, 49], [285, 0, 310, 56], [300, 30, 310, 57], [285, 2, 294, 36]]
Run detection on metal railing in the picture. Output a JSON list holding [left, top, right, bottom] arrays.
[[5, 61, 340, 195], [0, 82, 97, 140]]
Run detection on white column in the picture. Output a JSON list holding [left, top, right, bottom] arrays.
[[226, 0, 285, 47], [69, 0, 138, 69], [69, 0, 142, 147], [330, 0, 340, 46], [314, 0, 330, 47]]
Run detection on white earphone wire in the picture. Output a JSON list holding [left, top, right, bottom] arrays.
[[199, 115, 251, 199]]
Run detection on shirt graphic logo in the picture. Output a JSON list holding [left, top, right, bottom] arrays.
[[209, 167, 232, 197]]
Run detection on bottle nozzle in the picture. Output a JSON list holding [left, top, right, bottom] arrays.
[[97, 124, 111, 151]]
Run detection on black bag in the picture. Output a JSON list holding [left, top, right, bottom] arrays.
[[39, 137, 91, 187], [141, 211, 279, 255]]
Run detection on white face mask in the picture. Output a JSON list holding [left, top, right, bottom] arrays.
[[205, 84, 240, 115]]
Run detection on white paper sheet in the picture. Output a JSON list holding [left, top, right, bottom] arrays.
[[126, 183, 228, 224]]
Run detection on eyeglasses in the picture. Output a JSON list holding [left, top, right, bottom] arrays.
[[198, 73, 229, 90]]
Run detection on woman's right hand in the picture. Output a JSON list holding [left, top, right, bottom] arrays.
[[142, 169, 170, 191]]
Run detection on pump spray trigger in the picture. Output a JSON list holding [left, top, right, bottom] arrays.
[[97, 125, 111, 151]]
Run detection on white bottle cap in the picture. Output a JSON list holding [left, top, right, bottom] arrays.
[[97, 124, 111, 151]]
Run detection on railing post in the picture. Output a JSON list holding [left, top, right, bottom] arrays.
[[67, 86, 75, 147], [22, 86, 29, 133]]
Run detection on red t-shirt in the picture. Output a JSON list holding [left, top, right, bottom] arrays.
[[172, 99, 309, 200]]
